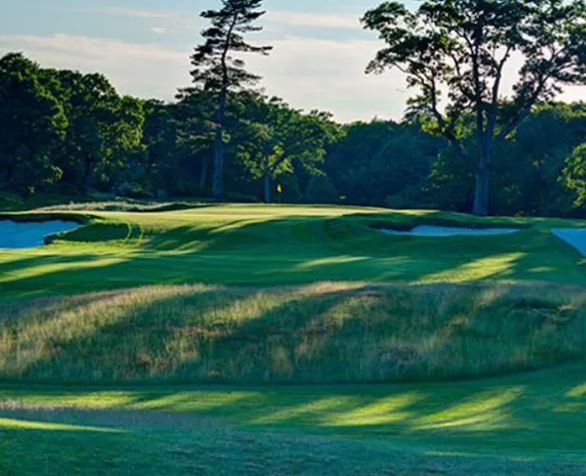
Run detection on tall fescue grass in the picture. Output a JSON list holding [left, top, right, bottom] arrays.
[[36, 200, 201, 213], [0, 282, 584, 384]]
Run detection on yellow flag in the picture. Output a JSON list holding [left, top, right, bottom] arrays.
[[277, 184, 283, 194]]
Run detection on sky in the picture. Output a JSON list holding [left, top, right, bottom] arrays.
[[1, 0, 584, 123]]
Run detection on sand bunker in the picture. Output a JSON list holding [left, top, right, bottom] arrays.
[[0, 220, 80, 248], [381, 225, 521, 238], [551, 229, 586, 257]]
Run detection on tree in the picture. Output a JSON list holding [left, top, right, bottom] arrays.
[[49, 69, 146, 195], [188, 0, 272, 200], [175, 90, 216, 192], [326, 120, 441, 206], [106, 96, 145, 195], [48, 70, 127, 192], [363, 0, 586, 215], [0, 53, 67, 192], [235, 95, 338, 203], [562, 143, 586, 214], [492, 103, 586, 215], [141, 100, 178, 194], [305, 174, 339, 204]]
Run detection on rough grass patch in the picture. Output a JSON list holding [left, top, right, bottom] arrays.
[[0, 282, 584, 384]]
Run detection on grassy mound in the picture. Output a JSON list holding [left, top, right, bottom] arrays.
[[1, 282, 584, 384]]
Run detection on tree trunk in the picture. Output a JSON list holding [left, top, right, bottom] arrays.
[[263, 171, 272, 204], [473, 157, 490, 216], [200, 156, 208, 191], [212, 89, 227, 201], [84, 157, 94, 193]]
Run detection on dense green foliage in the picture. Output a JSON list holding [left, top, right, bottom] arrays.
[[1, 53, 586, 216], [0, 53, 67, 190], [363, 0, 586, 216], [429, 103, 586, 215], [564, 143, 586, 210]]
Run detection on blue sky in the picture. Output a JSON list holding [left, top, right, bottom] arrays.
[[1, 0, 583, 122]]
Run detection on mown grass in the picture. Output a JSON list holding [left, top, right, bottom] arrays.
[[1, 362, 586, 474], [0, 282, 584, 384], [0, 204, 585, 300]]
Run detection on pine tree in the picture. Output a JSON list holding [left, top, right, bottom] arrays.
[[189, 0, 271, 200]]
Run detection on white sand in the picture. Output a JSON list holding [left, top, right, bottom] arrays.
[[0, 220, 80, 248], [551, 229, 586, 257], [381, 225, 521, 238]]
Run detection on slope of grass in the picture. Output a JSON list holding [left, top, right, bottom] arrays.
[[0, 282, 584, 384], [0, 204, 585, 299], [1, 202, 585, 473], [1, 362, 586, 474]]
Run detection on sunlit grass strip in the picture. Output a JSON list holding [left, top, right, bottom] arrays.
[[0, 361, 584, 447], [0, 417, 124, 433]]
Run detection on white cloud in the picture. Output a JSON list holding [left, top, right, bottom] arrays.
[[0, 34, 190, 100], [248, 36, 409, 121], [0, 32, 404, 121], [1, 32, 581, 123], [150, 27, 168, 35], [266, 11, 361, 30], [65, 6, 176, 20], [59, 5, 198, 30], [65, 6, 361, 30]]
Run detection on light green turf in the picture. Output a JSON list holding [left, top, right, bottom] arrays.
[[1, 204, 585, 299], [1, 362, 586, 474]]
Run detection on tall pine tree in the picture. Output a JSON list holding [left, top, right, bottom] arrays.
[[189, 0, 271, 200]]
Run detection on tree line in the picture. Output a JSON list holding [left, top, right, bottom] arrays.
[[1, 0, 586, 217]]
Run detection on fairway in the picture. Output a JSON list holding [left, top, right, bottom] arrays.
[[1, 203, 586, 474], [1, 363, 586, 474], [1, 204, 585, 299]]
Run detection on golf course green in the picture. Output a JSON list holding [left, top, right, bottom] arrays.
[[1, 203, 585, 298], [1, 202, 585, 474]]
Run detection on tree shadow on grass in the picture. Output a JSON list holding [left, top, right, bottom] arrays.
[[4, 365, 586, 459], [1, 285, 362, 384], [2, 281, 586, 458], [0, 212, 552, 299], [2, 281, 585, 385], [167, 286, 358, 384], [0, 286, 240, 383], [6, 399, 576, 476]]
